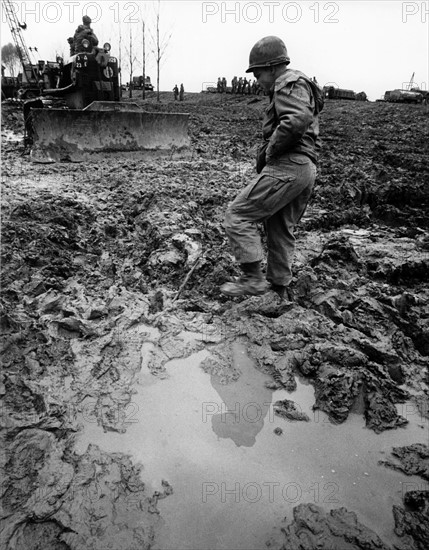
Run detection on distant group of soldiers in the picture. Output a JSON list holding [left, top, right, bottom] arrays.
[[173, 83, 185, 101], [217, 76, 263, 95]]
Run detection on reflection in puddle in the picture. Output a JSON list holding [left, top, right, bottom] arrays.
[[210, 344, 273, 447]]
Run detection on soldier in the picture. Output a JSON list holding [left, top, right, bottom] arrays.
[[242, 77, 248, 95], [67, 36, 75, 56], [231, 76, 238, 94], [73, 15, 98, 54], [237, 77, 243, 94], [173, 84, 179, 100], [221, 76, 227, 92], [179, 83, 184, 101], [217, 77, 222, 93], [251, 79, 257, 94], [221, 36, 324, 298]]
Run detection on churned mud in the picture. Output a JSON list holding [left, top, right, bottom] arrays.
[[1, 93, 428, 549]]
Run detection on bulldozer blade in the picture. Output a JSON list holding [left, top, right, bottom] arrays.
[[28, 107, 190, 163]]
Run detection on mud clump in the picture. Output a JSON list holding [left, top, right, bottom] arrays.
[[364, 387, 409, 433], [393, 491, 429, 550], [2, 434, 166, 550], [273, 399, 310, 422], [313, 367, 362, 423], [378, 444, 429, 479], [269, 503, 391, 550], [378, 445, 429, 549]]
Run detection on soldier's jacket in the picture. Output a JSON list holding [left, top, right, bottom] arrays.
[[263, 69, 324, 166], [73, 25, 99, 52]]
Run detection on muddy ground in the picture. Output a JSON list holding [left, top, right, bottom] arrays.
[[1, 92, 428, 550]]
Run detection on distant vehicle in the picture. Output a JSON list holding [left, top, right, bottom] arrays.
[[410, 87, 428, 104], [384, 89, 423, 104], [355, 91, 368, 101], [1, 74, 18, 99], [323, 86, 356, 100], [23, 41, 188, 161], [132, 76, 154, 90], [203, 85, 234, 94]]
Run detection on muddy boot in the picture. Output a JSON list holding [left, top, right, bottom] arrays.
[[220, 262, 269, 297], [270, 284, 290, 301]]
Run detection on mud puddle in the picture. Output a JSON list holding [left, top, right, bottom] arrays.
[[75, 342, 428, 549]]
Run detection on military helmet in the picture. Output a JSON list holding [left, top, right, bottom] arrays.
[[246, 36, 290, 73], [82, 15, 91, 24]]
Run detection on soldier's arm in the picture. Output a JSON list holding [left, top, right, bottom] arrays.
[[266, 79, 314, 161], [91, 31, 99, 46]]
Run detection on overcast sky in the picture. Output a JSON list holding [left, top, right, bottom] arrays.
[[1, 1, 428, 100]]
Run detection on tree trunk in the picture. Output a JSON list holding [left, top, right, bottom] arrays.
[[142, 20, 146, 100], [129, 27, 133, 99], [118, 22, 122, 90], [156, 9, 160, 102]]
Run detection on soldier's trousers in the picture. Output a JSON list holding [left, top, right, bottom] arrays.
[[224, 153, 316, 286]]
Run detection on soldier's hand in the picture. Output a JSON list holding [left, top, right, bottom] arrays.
[[256, 142, 268, 174]]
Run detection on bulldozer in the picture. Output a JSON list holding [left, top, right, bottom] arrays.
[[323, 86, 356, 100], [384, 89, 424, 104], [24, 40, 190, 163]]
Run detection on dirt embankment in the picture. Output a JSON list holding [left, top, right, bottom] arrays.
[[1, 94, 428, 549]]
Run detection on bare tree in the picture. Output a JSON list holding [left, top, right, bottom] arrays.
[[56, 47, 67, 61], [1, 43, 20, 77], [141, 18, 146, 100], [124, 24, 138, 98], [118, 19, 123, 90], [151, 0, 172, 102], [52, 41, 66, 62]]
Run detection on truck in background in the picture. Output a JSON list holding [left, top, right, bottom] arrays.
[[131, 75, 154, 91]]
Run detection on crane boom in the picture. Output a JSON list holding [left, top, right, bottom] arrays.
[[2, 0, 32, 65], [2, 0, 41, 93], [407, 72, 415, 90]]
